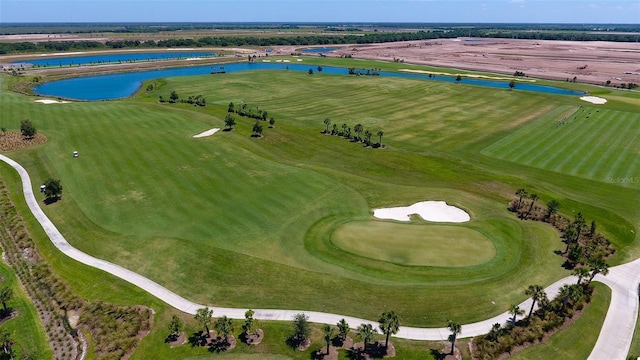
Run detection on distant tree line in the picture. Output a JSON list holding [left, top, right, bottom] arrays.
[[3, 27, 639, 54], [159, 91, 206, 106]]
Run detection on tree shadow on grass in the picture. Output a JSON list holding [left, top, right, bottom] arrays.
[[43, 196, 61, 205], [188, 332, 207, 348], [429, 348, 447, 360]]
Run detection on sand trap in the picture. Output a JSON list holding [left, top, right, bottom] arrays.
[[373, 201, 470, 223], [185, 57, 202, 61], [296, 59, 303, 62], [399, 69, 536, 82], [193, 128, 220, 138], [262, 60, 271, 62], [34, 99, 70, 104], [580, 96, 607, 104]]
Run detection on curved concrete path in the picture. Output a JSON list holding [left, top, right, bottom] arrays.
[[0, 153, 637, 358]]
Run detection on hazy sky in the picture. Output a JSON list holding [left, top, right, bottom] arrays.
[[2, 0, 639, 24]]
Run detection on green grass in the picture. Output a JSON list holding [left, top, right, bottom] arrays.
[[508, 283, 611, 360], [0, 55, 638, 358], [0, 255, 51, 359], [332, 221, 496, 267], [482, 106, 640, 189]]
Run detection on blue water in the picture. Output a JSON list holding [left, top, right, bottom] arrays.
[[34, 62, 585, 101], [14, 52, 216, 67], [300, 47, 339, 53]]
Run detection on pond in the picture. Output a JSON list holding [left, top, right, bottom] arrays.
[[14, 51, 217, 67], [33, 62, 585, 101], [300, 47, 339, 53]]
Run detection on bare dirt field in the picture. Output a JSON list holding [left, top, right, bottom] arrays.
[[308, 38, 640, 86]]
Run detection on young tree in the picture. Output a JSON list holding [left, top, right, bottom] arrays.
[[522, 193, 538, 219], [291, 313, 310, 346], [214, 316, 235, 344], [168, 315, 183, 336], [447, 321, 462, 355], [544, 199, 560, 221], [20, 119, 37, 138], [354, 123, 363, 142], [0, 286, 12, 315], [508, 80, 516, 90], [455, 74, 462, 83], [323, 118, 331, 133], [332, 123, 338, 135], [243, 309, 256, 335], [378, 310, 400, 349], [252, 121, 263, 137], [524, 285, 546, 322], [341, 123, 347, 136], [228, 102, 235, 113], [558, 284, 583, 310], [508, 304, 524, 325], [363, 130, 372, 146], [224, 114, 236, 130], [269, 117, 275, 128], [169, 90, 179, 103], [308, 68, 314, 75], [572, 266, 590, 285], [337, 319, 350, 341], [488, 323, 501, 342], [377, 130, 384, 146], [515, 188, 528, 209], [587, 257, 609, 284], [195, 307, 213, 337], [0, 329, 12, 357], [0, 127, 5, 136], [357, 323, 375, 352], [322, 324, 334, 355], [43, 178, 63, 200]]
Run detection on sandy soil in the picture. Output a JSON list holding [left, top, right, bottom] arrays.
[[291, 38, 640, 86], [34, 99, 71, 104], [580, 96, 608, 104], [193, 128, 220, 138], [373, 201, 470, 223]]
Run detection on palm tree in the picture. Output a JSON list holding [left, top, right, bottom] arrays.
[[322, 324, 334, 355], [544, 199, 560, 221], [323, 118, 331, 133], [0, 329, 12, 357], [587, 258, 609, 284], [342, 123, 347, 136], [354, 123, 363, 142], [572, 266, 590, 285], [564, 226, 577, 254], [332, 123, 338, 135], [558, 284, 583, 310], [377, 130, 384, 146], [378, 310, 400, 349], [572, 212, 586, 250], [195, 307, 214, 337], [522, 193, 538, 219], [364, 130, 372, 146], [489, 323, 501, 342], [525, 285, 546, 322], [357, 323, 375, 353], [337, 319, 350, 341], [508, 304, 524, 325], [447, 321, 462, 355], [515, 188, 528, 209], [214, 316, 235, 344]]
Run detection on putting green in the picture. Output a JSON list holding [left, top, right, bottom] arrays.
[[331, 221, 496, 267]]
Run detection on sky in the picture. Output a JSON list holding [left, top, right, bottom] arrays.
[[1, 0, 639, 24]]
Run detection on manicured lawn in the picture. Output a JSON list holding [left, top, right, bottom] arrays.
[[332, 221, 495, 267], [508, 283, 611, 360], [0, 53, 637, 360]]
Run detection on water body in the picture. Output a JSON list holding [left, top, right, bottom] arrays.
[[300, 47, 339, 53], [14, 52, 216, 67], [34, 62, 585, 101]]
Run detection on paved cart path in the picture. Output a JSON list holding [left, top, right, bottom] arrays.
[[1, 153, 637, 359]]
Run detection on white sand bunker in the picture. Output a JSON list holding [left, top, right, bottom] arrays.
[[34, 99, 70, 104], [193, 128, 220, 138], [580, 96, 607, 104], [373, 201, 470, 223]]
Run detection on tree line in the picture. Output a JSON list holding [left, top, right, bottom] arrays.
[[225, 102, 275, 137], [510, 189, 615, 269], [322, 118, 384, 148], [159, 91, 206, 106], [3, 27, 638, 55]]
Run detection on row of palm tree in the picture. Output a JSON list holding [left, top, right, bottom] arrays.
[[322, 118, 384, 148]]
